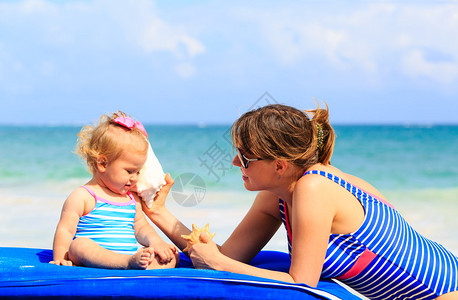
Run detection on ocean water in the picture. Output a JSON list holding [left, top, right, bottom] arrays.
[[0, 124, 457, 255]]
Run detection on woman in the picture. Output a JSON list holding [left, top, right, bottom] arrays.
[[144, 104, 458, 300]]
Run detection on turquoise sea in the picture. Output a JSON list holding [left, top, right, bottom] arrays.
[[1, 125, 457, 255]]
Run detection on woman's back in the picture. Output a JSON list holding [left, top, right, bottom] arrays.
[[281, 169, 458, 299]]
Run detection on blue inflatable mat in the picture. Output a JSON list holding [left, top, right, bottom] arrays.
[[0, 247, 359, 299]]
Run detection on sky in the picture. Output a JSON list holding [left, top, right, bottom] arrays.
[[1, 0, 457, 125]]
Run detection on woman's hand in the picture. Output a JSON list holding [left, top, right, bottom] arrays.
[[190, 232, 297, 284], [141, 173, 174, 215], [188, 232, 224, 270], [140, 173, 191, 250]]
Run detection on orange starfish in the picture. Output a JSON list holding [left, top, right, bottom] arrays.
[[181, 224, 215, 252]]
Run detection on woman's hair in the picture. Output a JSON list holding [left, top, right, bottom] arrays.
[[230, 103, 335, 175], [75, 111, 148, 173]]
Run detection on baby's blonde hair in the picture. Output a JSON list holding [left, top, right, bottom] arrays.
[[75, 111, 148, 173]]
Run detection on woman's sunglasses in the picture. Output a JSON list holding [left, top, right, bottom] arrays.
[[236, 148, 262, 168]]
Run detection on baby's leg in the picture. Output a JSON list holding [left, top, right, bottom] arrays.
[[68, 237, 150, 269], [128, 247, 180, 269], [144, 249, 180, 270], [128, 247, 154, 269]]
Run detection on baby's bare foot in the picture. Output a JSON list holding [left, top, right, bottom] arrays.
[[128, 247, 153, 269]]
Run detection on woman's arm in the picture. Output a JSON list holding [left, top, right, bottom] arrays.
[[189, 176, 336, 286], [141, 174, 192, 251], [134, 197, 179, 262], [288, 175, 335, 286], [134, 195, 165, 246], [143, 175, 282, 260], [190, 234, 296, 283], [188, 190, 295, 282], [220, 191, 282, 263]]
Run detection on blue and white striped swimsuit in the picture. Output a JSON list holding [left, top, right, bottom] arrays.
[[279, 170, 458, 299], [75, 186, 138, 255]]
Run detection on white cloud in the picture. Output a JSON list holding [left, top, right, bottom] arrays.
[[140, 19, 205, 58], [0, 0, 205, 83], [249, 3, 458, 85], [1, 0, 457, 98], [401, 49, 458, 84]]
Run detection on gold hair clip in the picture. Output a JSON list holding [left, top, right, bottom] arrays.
[[316, 124, 324, 149]]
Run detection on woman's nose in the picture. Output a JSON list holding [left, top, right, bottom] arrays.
[[232, 155, 241, 167]]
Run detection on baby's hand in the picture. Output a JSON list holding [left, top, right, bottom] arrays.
[[152, 241, 178, 264], [49, 259, 73, 266]]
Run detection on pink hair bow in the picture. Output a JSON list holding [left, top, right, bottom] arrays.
[[113, 116, 148, 137]]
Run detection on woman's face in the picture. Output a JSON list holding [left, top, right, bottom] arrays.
[[232, 149, 276, 191]]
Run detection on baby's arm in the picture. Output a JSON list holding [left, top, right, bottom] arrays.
[[133, 197, 178, 263], [50, 188, 87, 266]]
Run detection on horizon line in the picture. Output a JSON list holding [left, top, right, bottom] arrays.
[[0, 122, 457, 127]]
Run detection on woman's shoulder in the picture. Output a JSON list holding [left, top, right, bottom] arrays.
[[295, 165, 357, 202], [298, 165, 388, 204], [299, 165, 358, 186], [295, 165, 339, 189]]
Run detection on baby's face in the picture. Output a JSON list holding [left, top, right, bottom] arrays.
[[102, 150, 147, 195]]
